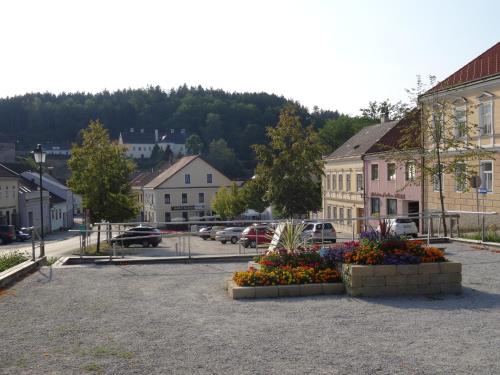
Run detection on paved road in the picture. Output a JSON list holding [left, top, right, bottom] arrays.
[[0, 230, 81, 258]]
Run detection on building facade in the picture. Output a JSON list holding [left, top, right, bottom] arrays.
[[142, 155, 232, 223], [420, 42, 500, 230], [18, 178, 50, 233], [119, 128, 187, 159], [0, 164, 20, 226], [322, 121, 397, 233]]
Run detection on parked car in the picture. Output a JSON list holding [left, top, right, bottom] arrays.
[[379, 218, 418, 238], [209, 226, 225, 240], [0, 225, 16, 245], [16, 228, 32, 242], [239, 225, 273, 248], [110, 226, 162, 248], [215, 227, 244, 244], [301, 222, 336, 243], [198, 226, 212, 240]]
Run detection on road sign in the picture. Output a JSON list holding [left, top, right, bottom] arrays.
[[478, 187, 488, 194]]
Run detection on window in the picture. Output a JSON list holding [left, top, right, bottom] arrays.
[[327, 206, 332, 219], [332, 206, 337, 219], [332, 174, 337, 191], [455, 163, 466, 192], [371, 198, 380, 215], [346, 174, 351, 191], [338, 174, 343, 191], [432, 164, 444, 192], [185, 174, 191, 184], [199, 192, 204, 203], [339, 208, 344, 225], [165, 212, 171, 222], [326, 174, 331, 190], [387, 163, 396, 181], [454, 105, 466, 137], [164, 194, 170, 204], [207, 174, 213, 183], [182, 212, 188, 221], [371, 164, 379, 180], [387, 199, 397, 215], [479, 101, 493, 135], [405, 162, 416, 181], [182, 193, 187, 204], [432, 109, 444, 138], [356, 174, 363, 192], [347, 208, 352, 225], [480, 161, 493, 192]]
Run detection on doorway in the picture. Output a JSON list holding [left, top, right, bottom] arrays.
[[407, 201, 419, 230]]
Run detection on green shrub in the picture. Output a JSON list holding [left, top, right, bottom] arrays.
[[0, 251, 29, 273]]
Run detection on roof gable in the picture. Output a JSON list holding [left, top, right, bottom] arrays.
[[325, 121, 398, 160], [427, 42, 500, 94]]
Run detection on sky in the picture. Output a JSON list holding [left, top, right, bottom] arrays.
[[0, 0, 499, 115]]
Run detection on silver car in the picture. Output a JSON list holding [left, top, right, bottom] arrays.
[[388, 218, 419, 238], [301, 222, 337, 243], [215, 227, 244, 244]]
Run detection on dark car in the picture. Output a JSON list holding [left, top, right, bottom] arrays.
[[0, 225, 16, 245], [110, 226, 162, 248], [16, 228, 32, 242]]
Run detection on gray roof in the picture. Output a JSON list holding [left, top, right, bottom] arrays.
[[325, 121, 398, 160]]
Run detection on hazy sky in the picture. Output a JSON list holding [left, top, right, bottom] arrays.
[[1, 0, 499, 115]]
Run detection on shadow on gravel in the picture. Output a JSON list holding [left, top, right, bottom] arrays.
[[35, 267, 53, 284], [361, 287, 500, 311]]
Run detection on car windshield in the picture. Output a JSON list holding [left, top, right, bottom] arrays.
[[395, 218, 413, 224]]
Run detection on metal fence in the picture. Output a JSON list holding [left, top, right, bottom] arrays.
[[62, 210, 500, 260]]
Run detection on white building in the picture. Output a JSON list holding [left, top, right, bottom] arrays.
[[140, 155, 232, 223], [118, 128, 187, 159]]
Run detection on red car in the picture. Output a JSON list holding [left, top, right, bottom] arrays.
[[239, 226, 273, 248], [0, 225, 16, 245]]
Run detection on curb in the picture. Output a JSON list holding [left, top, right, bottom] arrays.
[[0, 257, 47, 289]]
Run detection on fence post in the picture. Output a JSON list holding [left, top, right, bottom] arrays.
[[457, 215, 460, 238], [188, 224, 191, 261], [482, 213, 485, 243], [31, 234, 36, 261], [427, 215, 431, 246], [256, 226, 258, 253]]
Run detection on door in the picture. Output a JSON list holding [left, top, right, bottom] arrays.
[[407, 201, 419, 230]]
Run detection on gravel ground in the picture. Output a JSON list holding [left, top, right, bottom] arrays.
[[1, 242, 499, 374]]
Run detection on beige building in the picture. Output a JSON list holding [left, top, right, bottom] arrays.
[[0, 164, 20, 226], [140, 155, 232, 223], [420, 42, 500, 229], [322, 121, 397, 233]]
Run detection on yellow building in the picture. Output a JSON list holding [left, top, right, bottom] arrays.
[[420, 42, 500, 230], [322, 120, 398, 234], [0, 164, 19, 226]]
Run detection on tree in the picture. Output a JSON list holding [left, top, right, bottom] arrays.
[[318, 115, 377, 155], [206, 138, 242, 178], [68, 120, 138, 224], [253, 106, 325, 218], [185, 134, 204, 155], [163, 145, 174, 164], [394, 76, 492, 236], [240, 178, 269, 213], [212, 183, 246, 220], [360, 99, 409, 121]]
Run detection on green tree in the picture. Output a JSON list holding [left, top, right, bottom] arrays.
[[212, 183, 246, 220], [360, 99, 409, 121], [240, 178, 269, 213], [206, 138, 242, 178], [68, 120, 138, 224], [185, 134, 204, 155], [253, 106, 325, 218]]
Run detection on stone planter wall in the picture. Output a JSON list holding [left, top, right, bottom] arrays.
[[342, 262, 462, 297], [227, 280, 345, 300]]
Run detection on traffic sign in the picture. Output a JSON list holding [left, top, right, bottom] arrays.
[[478, 187, 488, 194]]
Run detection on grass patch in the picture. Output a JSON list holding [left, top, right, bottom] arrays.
[[0, 251, 29, 273], [83, 363, 104, 373], [80, 344, 135, 360], [81, 242, 111, 256], [46, 256, 59, 266], [462, 231, 500, 243]]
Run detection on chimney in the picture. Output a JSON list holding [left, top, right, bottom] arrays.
[[140, 128, 144, 133], [155, 129, 159, 142], [130, 128, 134, 133]]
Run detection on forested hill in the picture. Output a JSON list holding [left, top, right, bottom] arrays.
[[0, 85, 341, 177]]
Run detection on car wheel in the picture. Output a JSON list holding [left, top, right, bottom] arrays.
[[152, 242, 159, 247], [142, 240, 150, 248], [221, 240, 227, 244], [411, 233, 418, 238], [230, 237, 238, 244], [243, 241, 249, 248], [250, 240, 256, 248], [202, 237, 208, 240]]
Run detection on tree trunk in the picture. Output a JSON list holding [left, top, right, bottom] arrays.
[[96, 223, 101, 253], [436, 151, 448, 237]]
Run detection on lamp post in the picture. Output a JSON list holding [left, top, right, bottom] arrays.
[[32, 144, 46, 257]]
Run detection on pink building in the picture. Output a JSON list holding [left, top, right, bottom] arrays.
[[364, 119, 422, 231]]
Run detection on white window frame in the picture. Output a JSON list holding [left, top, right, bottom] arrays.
[[387, 199, 397, 216], [356, 173, 363, 192], [454, 163, 466, 192], [332, 173, 337, 191], [326, 174, 331, 190], [480, 160, 493, 193], [339, 207, 344, 225], [346, 174, 351, 192], [405, 162, 416, 182], [185, 174, 191, 184], [432, 164, 444, 192], [454, 103, 467, 138], [371, 164, 379, 181], [478, 94, 493, 136], [338, 174, 343, 191], [387, 163, 396, 181], [371, 198, 380, 215]]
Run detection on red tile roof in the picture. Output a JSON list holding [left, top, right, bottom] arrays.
[[427, 42, 500, 94]]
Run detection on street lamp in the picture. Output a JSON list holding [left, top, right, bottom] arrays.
[[32, 144, 46, 257]]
